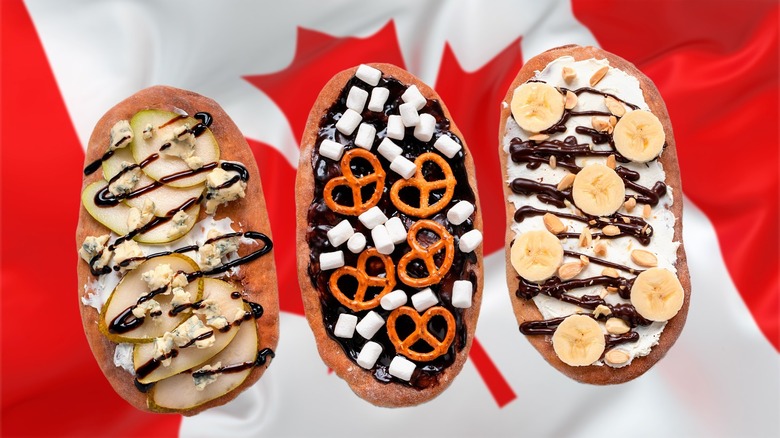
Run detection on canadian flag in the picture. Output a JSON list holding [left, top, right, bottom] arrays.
[[2, 0, 778, 436]]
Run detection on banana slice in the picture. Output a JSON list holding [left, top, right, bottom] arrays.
[[630, 268, 684, 321], [511, 82, 565, 133], [510, 230, 563, 283], [613, 110, 665, 162], [572, 164, 625, 216], [552, 314, 605, 366]]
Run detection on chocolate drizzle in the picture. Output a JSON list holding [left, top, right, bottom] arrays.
[[514, 205, 653, 245], [188, 348, 276, 381], [306, 73, 478, 389]]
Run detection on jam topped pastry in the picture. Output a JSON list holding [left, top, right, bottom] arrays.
[[499, 46, 690, 384], [77, 86, 279, 414], [297, 64, 484, 406]]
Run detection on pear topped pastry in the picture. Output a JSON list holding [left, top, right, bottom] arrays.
[[499, 46, 690, 383], [77, 86, 279, 414], [296, 64, 484, 407]]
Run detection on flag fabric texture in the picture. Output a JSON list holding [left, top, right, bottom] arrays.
[[2, 0, 778, 436]]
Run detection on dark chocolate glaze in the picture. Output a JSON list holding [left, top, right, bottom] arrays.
[[605, 331, 640, 350], [514, 205, 653, 245], [305, 73, 478, 388]]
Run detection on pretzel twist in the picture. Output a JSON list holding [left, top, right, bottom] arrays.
[[390, 152, 455, 218], [386, 305, 456, 362], [324, 148, 385, 216], [397, 220, 454, 287], [328, 248, 396, 312]]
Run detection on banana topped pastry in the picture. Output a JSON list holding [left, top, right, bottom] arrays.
[[498, 46, 690, 384], [77, 86, 279, 414], [297, 64, 484, 406]]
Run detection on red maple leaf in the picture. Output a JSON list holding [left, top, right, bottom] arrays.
[[246, 20, 519, 407]]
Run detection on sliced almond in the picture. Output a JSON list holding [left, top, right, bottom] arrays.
[[606, 154, 616, 169], [562, 66, 576, 83], [605, 318, 630, 335], [557, 173, 576, 191], [604, 96, 626, 116], [564, 90, 578, 110], [643, 204, 652, 219], [543, 213, 567, 235], [593, 304, 612, 318], [592, 117, 612, 133], [606, 286, 619, 294], [590, 65, 609, 86], [605, 349, 630, 365], [579, 255, 590, 266], [624, 197, 637, 212], [631, 249, 658, 267], [578, 227, 593, 247], [529, 133, 550, 142], [558, 261, 584, 280], [549, 155, 557, 169], [609, 115, 618, 127], [602, 267, 619, 278], [594, 242, 607, 256], [622, 217, 630, 224], [602, 225, 621, 236]]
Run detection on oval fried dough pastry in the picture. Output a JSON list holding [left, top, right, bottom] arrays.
[[296, 64, 484, 407], [498, 45, 690, 384], [76, 86, 279, 415]]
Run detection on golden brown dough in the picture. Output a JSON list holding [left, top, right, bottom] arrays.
[[77, 85, 279, 415], [498, 46, 690, 384], [296, 64, 484, 406]]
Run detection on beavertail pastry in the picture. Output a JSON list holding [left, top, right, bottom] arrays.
[[498, 46, 690, 384], [77, 86, 279, 414], [296, 64, 484, 406]]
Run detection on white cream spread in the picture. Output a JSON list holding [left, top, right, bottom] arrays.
[[503, 56, 679, 367]]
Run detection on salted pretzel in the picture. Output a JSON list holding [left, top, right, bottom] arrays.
[[397, 220, 454, 287], [386, 305, 456, 362], [328, 248, 396, 312], [390, 152, 456, 218], [324, 148, 386, 216]]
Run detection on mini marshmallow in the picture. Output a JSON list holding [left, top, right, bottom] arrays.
[[358, 206, 388, 229], [402, 85, 426, 110], [368, 87, 389, 112], [335, 109, 362, 135], [334, 313, 358, 338], [434, 134, 462, 158], [458, 229, 483, 253], [452, 280, 473, 309], [414, 113, 436, 142], [399, 102, 420, 127], [347, 232, 366, 254], [356, 341, 383, 369], [380, 289, 408, 310], [354, 123, 376, 150], [327, 219, 354, 247], [388, 356, 416, 381], [411, 288, 438, 312], [384, 217, 407, 244], [389, 156, 417, 179], [356, 64, 381, 86], [318, 139, 345, 161], [346, 86, 368, 113], [356, 311, 384, 339], [447, 200, 475, 225], [386, 115, 405, 140], [319, 251, 344, 271], [377, 138, 403, 162], [371, 225, 395, 255]]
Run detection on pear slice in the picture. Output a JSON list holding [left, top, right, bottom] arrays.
[[133, 278, 247, 384], [102, 146, 136, 181], [81, 181, 200, 244], [149, 304, 258, 412], [130, 110, 220, 188], [124, 180, 204, 217], [99, 254, 203, 343]]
